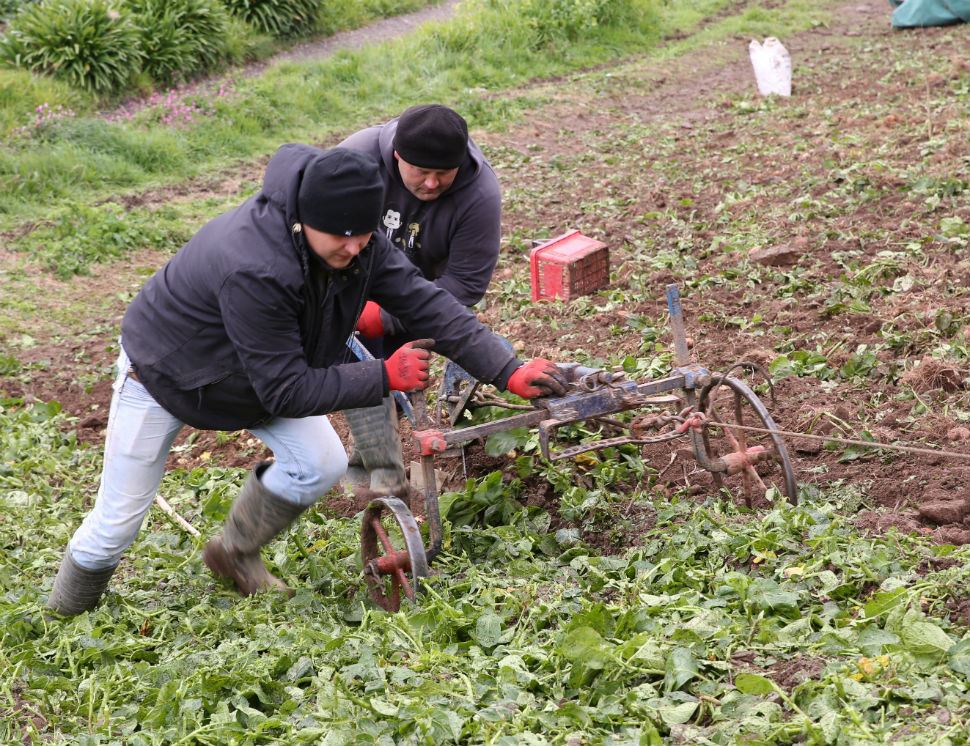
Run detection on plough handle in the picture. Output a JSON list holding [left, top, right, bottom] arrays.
[[665, 284, 691, 368], [411, 390, 442, 561]]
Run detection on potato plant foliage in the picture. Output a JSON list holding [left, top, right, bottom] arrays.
[[3, 402, 970, 743]]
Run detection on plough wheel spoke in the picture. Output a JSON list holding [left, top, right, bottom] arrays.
[[360, 497, 429, 612], [699, 376, 798, 505]]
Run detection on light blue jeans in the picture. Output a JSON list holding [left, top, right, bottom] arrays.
[[69, 348, 348, 570]]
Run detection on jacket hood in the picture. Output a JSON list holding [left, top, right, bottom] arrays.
[[262, 143, 327, 228], [377, 118, 484, 194]]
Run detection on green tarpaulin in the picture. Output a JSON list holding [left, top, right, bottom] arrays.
[[889, 0, 970, 27]]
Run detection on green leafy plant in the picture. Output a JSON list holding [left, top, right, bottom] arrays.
[[222, 0, 319, 38], [839, 345, 880, 380], [0, 0, 37, 21], [439, 470, 524, 529], [769, 349, 836, 381], [125, 0, 231, 84], [0, 0, 144, 94]]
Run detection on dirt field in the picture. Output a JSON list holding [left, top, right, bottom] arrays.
[[2, 0, 969, 544]]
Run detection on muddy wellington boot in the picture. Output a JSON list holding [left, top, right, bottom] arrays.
[[202, 462, 307, 596], [47, 551, 117, 616], [342, 396, 410, 502]]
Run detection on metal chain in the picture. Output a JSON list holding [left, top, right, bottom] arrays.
[[633, 398, 969, 462], [703, 420, 970, 462]]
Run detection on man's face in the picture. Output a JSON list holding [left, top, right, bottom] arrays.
[[303, 224, 372, 269], [395, 151, 459, 201]]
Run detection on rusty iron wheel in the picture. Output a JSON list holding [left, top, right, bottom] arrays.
[[698, 375, 798, 506], [360, 497, 429, 612]]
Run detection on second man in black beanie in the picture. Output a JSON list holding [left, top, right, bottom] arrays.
[[337, 104, 503, 501], [392, 104, 469, 171]]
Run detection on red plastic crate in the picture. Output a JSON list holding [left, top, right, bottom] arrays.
[[529, 230, 609, 302]]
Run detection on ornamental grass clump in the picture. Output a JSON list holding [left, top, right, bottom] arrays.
[[222, 0, 319, 38], [125, 0, 232, 85], [0, 0, 143, 94], [0, 0, 34, 22]]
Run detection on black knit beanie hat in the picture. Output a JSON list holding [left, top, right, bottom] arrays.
[[298, 148, 385, 236], [393, 104, 469, 170]]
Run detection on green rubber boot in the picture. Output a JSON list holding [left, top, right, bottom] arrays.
[[343, 396, 409, 499], [202, 462, 306, 596], [47, 552, 117, 616]]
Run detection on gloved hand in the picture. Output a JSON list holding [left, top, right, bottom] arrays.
[[385, 339, 434, 392], [507, 359, 568, 399], [356, 301, 384, 338]]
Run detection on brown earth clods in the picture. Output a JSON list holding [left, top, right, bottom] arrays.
[[2, 0, 969, 548]]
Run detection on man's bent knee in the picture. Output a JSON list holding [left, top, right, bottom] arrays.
[[265, 451, 349, 506]]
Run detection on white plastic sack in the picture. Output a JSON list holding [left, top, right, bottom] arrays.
[[748, 37, 791, 97]]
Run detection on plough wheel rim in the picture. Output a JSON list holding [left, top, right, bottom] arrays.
[[360, 497, 429, 611], [699, 375, 798, 504]]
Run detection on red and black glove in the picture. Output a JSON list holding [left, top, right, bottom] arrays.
[[356, 301, 384, 339], [507, 359, 568, 399], [385, 339, 434, 392]]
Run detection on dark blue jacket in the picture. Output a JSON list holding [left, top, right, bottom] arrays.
[[121, 144, 520, 431]]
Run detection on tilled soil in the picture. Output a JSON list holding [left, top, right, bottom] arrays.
[[2, 0, 969, 545]]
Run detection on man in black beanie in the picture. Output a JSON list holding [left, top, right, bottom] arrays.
[[338, 104, 503, 500], [47, 143, 565, 615]]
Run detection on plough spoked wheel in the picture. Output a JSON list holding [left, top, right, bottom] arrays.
[[698, 375, 798, 506], [360, 497, 429, 612]]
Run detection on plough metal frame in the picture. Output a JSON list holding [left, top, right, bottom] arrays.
[[361, 284, 798, 611]]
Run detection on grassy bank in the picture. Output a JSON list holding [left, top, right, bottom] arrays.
[[0, 0, 826, 234]]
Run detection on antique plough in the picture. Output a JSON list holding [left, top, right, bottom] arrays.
[[361, 285, 797, 611]]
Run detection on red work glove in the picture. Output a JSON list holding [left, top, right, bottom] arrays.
[[356, 301, 384, 338], [385, 339, 434, 392], [507, 359, 568, 399]]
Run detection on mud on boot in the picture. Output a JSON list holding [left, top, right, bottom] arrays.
[[342, 396, 409, 497], [203, 461, 307, 597]]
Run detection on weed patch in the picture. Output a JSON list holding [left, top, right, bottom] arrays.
[[11, 202, 190, 278]]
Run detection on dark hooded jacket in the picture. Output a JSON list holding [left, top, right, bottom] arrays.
[[338, 119, 501, 337], [121, 143, 520, 431]]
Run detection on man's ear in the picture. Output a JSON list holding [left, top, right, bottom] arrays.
[[392, 150, 401, 162]]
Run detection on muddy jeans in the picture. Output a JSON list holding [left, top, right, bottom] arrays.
[[68, 347, 348, 570]]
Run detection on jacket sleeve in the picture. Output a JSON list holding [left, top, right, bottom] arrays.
[[367, 239, 521, 389], [219, 269, 387, 417]]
